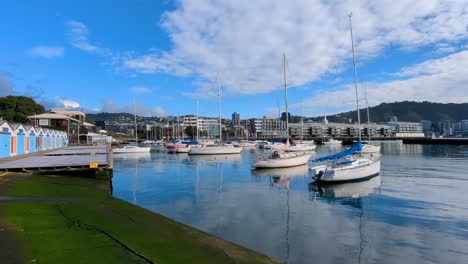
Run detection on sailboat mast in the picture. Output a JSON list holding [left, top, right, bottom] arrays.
[[349, 13, 361, 142], [196, 100, 199, 141], [283, 53, 289, 141], [364, 85, 371, 141], [217, 73, 222, 141], [300, 100, 303, 142], [133, 99, 138, 144]]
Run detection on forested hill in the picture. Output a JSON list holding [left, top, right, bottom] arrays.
[[309, 101, 468, 123]]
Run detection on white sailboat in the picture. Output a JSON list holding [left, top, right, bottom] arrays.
[[189, 73, 242, 155], [253, 54, 312, 169], [114, 100, 151, 154], [287, 102, 316, 152], [310, 13, 380, 183]]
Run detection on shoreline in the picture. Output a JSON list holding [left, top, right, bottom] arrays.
[[0, 172, 278, 264]]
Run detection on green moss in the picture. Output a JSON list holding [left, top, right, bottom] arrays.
[[3, 175, 278, 264]]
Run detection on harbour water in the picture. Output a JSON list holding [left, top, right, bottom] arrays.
[[113, 143, 468, 264]]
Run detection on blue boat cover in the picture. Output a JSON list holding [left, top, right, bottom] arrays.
[[182, 140, 199, 145], [311, 140, 363, 163]]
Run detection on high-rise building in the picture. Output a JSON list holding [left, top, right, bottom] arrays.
[[387, 116, 398, 123], [231, 112, 240, 127], [420, 120, 432, 135]]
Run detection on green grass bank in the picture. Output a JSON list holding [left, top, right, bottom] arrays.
[[1, 174, 278, 264]]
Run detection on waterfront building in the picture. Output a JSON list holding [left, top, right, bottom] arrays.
[[0, 120, 67, 158], [11, 123, 26, 156], [24, 125, 36, 154], [182, 115, 198, 127], [231, 112, 240, 127], [28, 109, 88, 143], [443, 120, 452, 136], [0, 121, 14, 158], [250, 117, 287, 139], [420, 120, 432, 135], [390, 122, 424, 137], [461, 120, 468, 136]]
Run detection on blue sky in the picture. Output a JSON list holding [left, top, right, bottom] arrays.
[[1, 0, 467, 118]]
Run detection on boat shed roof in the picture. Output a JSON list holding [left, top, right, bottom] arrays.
[[51, 109, 86, 117], [28, 113, 80, 122]]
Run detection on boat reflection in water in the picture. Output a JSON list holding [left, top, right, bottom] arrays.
[[252, 165, 308, 262], [189, 154, 242, 163], [113, 152, 152, 161], [309, 175, 381, 202], [251, 165, 308, 179]]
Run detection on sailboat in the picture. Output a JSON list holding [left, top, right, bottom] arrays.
[[310, 13, 380, 183], [287, 101, 316, 152], [114, 100, 151, 154], [189, 74, 242, 155], [253, 54, 313, 169]]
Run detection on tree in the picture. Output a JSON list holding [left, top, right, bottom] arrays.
[[184, 126, 195, 139], [0, 96, 45, 123]]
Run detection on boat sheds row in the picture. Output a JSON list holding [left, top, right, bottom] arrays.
[[0, 120, 68, 158]]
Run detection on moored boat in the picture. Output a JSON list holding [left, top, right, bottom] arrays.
[[253, 151, 313, 169], [189, 143, 242, 155], [113, 144, 151, 154]]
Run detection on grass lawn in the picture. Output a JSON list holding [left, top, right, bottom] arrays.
[[3, 175, 278, 264]]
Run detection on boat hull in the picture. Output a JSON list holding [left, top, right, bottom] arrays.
[[253, 153, 312, 169], [113, 146, 151, 154], [189, 145, 242, 155], [316, 159, 381, 183]]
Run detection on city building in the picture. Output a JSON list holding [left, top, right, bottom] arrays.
[[231, 112, 240, 127], [28, 109, 91, 143], [420, 120, 432, 135], [389, 122, 424, 137], [250, 117, 287, 138], [387, 116, 398, 123]]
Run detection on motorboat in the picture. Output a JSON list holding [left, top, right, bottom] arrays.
[[269, 141, 290, 151], [323, 138, 342, 145], [232, 140, 257, 148], [176, 145, 191, 153], [113, 144, 151, 154], [286, 143, 316, 152], [253, 151, 313, 169], [188, 143, 242, 155]]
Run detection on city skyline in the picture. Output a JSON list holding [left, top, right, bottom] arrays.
[[1, 1, 467, 118]]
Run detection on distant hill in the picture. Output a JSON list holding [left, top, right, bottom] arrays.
[[86, 112, 135, 121], [307, 101, 468, 123]]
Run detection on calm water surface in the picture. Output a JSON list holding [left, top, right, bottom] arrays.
[[113, 143, 468, 264]]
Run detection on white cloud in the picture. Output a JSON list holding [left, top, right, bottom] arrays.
[[122, 0, 468, 98], [130, 86, 152, 94], [0, 73, 14, 96], [100, 99, 166, 116], [66, 20, 111, 56], [151, 106, 167, 117], [55, 97, 81, 108], [297, 50, 468, 116], [26, 46, 64, 58]]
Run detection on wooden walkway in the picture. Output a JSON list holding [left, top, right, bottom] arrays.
[[0, 145, 112, 171]]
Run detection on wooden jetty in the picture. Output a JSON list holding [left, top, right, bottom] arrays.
[[0, 145, 113, 177]]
